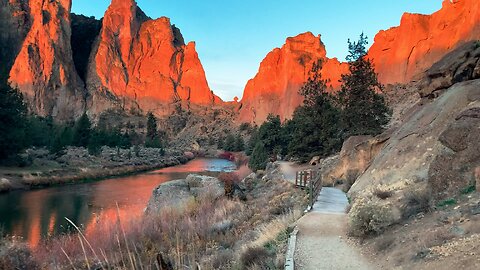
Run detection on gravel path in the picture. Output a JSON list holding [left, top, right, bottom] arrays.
[[294, 188, 373, 270]]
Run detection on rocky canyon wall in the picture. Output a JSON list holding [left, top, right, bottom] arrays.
[[239, 0, 480, 124], [86, 0, 220, 117], [238, 32, 348, 124]]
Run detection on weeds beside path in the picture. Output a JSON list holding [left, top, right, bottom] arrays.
[[294, 188, 374, 270]]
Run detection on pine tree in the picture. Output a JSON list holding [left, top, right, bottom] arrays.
[[258, 114, 288, 156], [217, 137, 225, 150], [0, 81, 27, 161], [224, 133, 236, 151], [248, 141, 268, 171], [287, 60, 343, 161], [338, 33, 391, 137], [245, 128, 258, 156], [234, 134, 245, 152], [146, 112, 158, 140], [72, 113, 92, 147]]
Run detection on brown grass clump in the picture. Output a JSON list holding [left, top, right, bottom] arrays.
[[240, 246, 272, 269], [402, 188, 432, 219], [374, 188, 394, 200]]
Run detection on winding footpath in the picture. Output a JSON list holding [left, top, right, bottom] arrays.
[[280, 162, 373, 270]]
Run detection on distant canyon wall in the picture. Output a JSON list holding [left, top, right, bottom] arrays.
[[238, 0, 480, 123], [1, 0, 219, 121]]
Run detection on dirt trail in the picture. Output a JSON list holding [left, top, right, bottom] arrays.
[[278, 162, 373, 269], [294, 187, 374, 270]]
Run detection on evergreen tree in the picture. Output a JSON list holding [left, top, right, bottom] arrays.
[[248, 141, 268, 171], [224, 133, 236, 152], [217, 137, 225, 150], [245, 127, 258, 156], [287, 60, 343, 161], [146, 112, 158, 140], [258, 114, 288, 156], [145, 112, 164, 149], [72, 113, 92, 147], [338, 33, 391, 137], [0, 81, 27, 161], [50, 126, 74, 154], [234, 133, 245, 152]]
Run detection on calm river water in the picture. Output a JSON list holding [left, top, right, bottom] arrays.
[[0, 158, 236, 246]]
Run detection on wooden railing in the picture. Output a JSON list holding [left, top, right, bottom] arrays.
[[295, 170, 322, 209]]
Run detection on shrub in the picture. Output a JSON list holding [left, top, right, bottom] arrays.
[[240, 246, 271, 269], [460, 185, 476, 195], [239, 122, 251, 132], [437, 198, 457, 208], [0, 242, 39, 270], [348, 198, 396, 237], [402, 188, 432, 219], [218, 172, 240, 198], [248, 142, 268, 171], [374, 188, 393, 200]]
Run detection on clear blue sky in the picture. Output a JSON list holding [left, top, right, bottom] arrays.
[[72, 0, 443, 101]]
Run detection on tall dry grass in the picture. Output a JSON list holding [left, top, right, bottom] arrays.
[[29, 169, 305, 269]]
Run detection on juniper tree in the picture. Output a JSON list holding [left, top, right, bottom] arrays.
[[338, 33, 391, 137]]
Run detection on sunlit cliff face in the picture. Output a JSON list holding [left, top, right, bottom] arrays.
[[368, 0, 480, 85], [238, 0, 480, 124], [238, 32, 348, 124]]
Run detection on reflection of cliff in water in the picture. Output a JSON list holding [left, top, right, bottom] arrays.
[[0, 158, 235, 246]]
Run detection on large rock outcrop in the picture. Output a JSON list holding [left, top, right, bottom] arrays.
[[0, 0, 30, 79], [368, 0, 480, 85], [238, 32, 348, 124], [8, 0, 86, 121], [87, 0, 220, 117], [342, 43, 480, 229]]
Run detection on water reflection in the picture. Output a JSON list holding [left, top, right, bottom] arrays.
[[0, 158, 235, 246]]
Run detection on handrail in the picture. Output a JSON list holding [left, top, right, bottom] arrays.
[[295, 169, 322, 209]]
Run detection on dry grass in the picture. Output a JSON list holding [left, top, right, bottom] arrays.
[[28, 171, 306, 269]]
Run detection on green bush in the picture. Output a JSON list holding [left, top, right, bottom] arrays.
[[348, 198, 395, 237], [248, 142, 268, 171]]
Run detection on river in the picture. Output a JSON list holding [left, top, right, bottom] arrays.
[[0, 158, 236, 246]]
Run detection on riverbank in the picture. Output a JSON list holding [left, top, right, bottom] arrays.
[[0, 146, 194, 193]]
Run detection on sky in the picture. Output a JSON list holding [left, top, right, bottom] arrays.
[[72, 0, 443, 101]]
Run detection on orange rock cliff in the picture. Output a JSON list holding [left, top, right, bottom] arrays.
[[3, 0, 219, 120], [238, 32, 348, 124], [238, 0, 480, 123], [369, 0, 480, 85], [8, 0, 86, 121], [86, 0, 220, 117]]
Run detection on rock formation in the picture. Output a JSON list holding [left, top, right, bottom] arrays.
[[87, 0, 219, 117], [0, 0, 30, 79], [332, 42, 480, 228], [8, 0, 86, 121], [368, 0, 480, 85], [238, 32, 348, 124]]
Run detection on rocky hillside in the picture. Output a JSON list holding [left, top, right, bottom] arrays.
[[238, 0, 480, 124], [1, 0, 221, 121], [319, 41, 480, 235], [238, 32, 348, 124]]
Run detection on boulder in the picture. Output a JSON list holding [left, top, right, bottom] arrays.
[[429, 107, 480, 199], [321, 134, 390, 186], [146, 174, 223, 213], [309, 156, 321, 166], [417, 42, 480, 98]]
